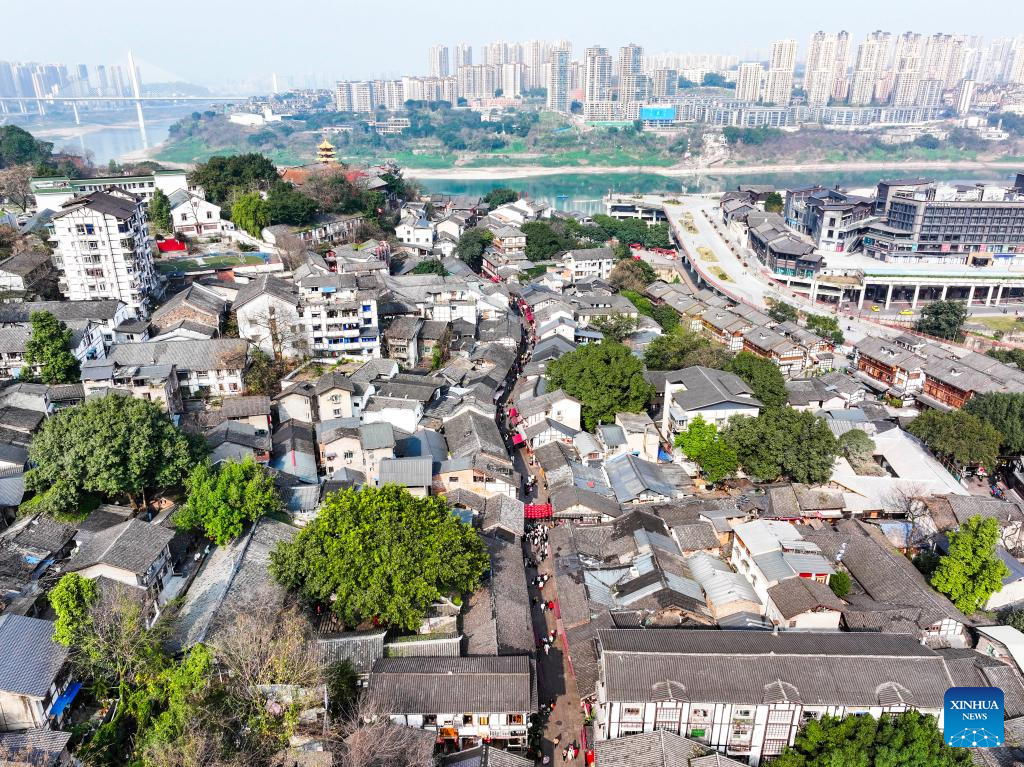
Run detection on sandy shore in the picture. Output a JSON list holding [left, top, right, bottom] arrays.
[[407, 159, 1024, 181]]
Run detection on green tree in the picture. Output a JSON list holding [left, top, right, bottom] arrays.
[[609, 258, 657, 292], [763, 191, 785, 213], [723, 407, 839, 483], [149, 188, 172, 233], [837, 428, 875, 461], [931, 515, 1010, 613], [454, 228, 493, 272], [270, 485, 489, 630], [187, 153, 279, 205], [0, 125, 53, 168], [482, 188, 519, 207], [652, 304, 680, 333], [643, 329, 730, 371], [829, 571, 851, 598], [725, 351, 787, 408], [774, 712, 969, 767], [266, 181, 319, 226], [49, 572, 99, 646], [1000, 606, 1024, 633], [411, 259, 449, 276], [964, 392, 1024, 455], [674, 416, 737, 484], [916, 300, 967, 341], [767, 300, 798, 323], [988, 347, 1024, 368], [522, 220, 571, 261], [23, 310, 80, 384], [25, 396, 206, 516], [175, 458, 281, 545], [591, 313, 639, 342], [907, 409, 1003, 471], [546, 341, 655, 430], [805, 313, 845, 345], [231, 192, 270, 238], [243, 346, 281, 396]]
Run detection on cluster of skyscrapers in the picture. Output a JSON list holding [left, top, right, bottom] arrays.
[[0, 60, 137, 112]]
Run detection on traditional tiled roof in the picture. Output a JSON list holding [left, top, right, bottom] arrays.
[[0, 614, 68, 697], [68, 519, 173, 576]]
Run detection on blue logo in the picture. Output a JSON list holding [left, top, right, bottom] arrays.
[[944, 687, 1004, 747]]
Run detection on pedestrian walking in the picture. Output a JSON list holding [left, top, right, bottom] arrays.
[[544, 643, 550, 655]]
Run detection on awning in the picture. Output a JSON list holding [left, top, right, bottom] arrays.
[[48, 682, 82, 719], [512, 434, 525, 446], [508, 407, 518, 419]]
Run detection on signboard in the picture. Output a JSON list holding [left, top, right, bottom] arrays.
[[640, 106, 676, 121], [944, 687, 1004, 748]]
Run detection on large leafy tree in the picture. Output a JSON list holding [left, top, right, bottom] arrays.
[[907, 409, 1003, 471], [774, 712, 969, 767], [454, 228, 493, 272], [270, 485, 489, 631], [644, 330, 732, 371], [546, 341, 655, 430], [723, 407, 839, 483], [24, 310, 79, 384], [49, 572, 99, 647], [916, 300, 968, 341], [149, 188, 172, 233], [964, 392, 1024, 455], [767, 300, 798, 323], [187, 153, 279, 205], [725, 351, 788, 408], [931, 515, 1010, 613], [0, 125, 53, 168], [609, 259, 657, 292], [176, 458, 281, 545], [591, 313, 639, 342], [837, 428, 875, 461], [674, 416, 737, 484], [25, 396, 206, 516], [231, 192, 270, 238], [522, 220, 572, 261], [267, 181, 319, 226], [482, 188, 519, 207]]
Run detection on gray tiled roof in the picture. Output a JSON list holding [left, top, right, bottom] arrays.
[[767, 576, 844, 619], [441, 744, 534, 767], [598, 629, 952, 706], [595, 730, 709, 767], [108, 338, 248, 372], [0, 728, 73, 763], [55, 190, 138, 220], [366, 656, 536, 714], [668, 366, 761, 411], [605, 453, 675, 503], [359, 422, 396, 450], [377, 457, 433, 488], [68, 519, 173, 576], [218, 395, 271, 419], [230, 273, 300, 310], [0, 614, 68, 697], [671, 522, 720, 552]]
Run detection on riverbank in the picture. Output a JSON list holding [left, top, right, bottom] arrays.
[[407, 158, 1024, 181]]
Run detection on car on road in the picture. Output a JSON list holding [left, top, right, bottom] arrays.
[[899, 309, 914, 316], [870, 305, 880, 312]]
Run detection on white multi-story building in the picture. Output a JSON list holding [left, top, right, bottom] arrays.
[[546, 49, 571, 112], [31, 169, 194, 212], [50, 189, 158, 316], [650, 68, 678, 99], [456, 65, 499, 100], [804, 31, 849, 106], [584, 46, 613, 104], [891, 32, 924, 107], [763, 39, 797, 105], [849, 30, 891, 105], [454, 42, 472, 69], [618, 43, 646, 102], [524, 40, 551, 90], [735, 63, 764, 103], [428, 45, 449, 78], [501, 63, 523, 98]]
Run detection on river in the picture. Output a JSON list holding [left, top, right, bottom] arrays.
[[416, 169, 1020, 215], [3, 103, 216, 165]]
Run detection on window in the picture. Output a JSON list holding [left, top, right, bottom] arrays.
[[462, 715, 473, 725], [424, 715, 437, 725], [206, 211, 213, 219], [448, 476, 459, 483], [623, 707, 642, 719], [510, 714, 524, 724], [478, 716, 489, 726]]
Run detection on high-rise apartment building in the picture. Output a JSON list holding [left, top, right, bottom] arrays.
[[617, 43, 646, 103], [583, 46, 613, 104], [804, 31, 849, 106], [956, 79, 976, 116], [650, 69, 678, 99], [763, 39, 797, 105], [524, 40, 551, 90], [891, 32, 924, 107], [849, 31, 891, 105], [456, 65, 499, 100], [501, 63, 524, 98], [51, 190, 158, 315], [454, 43, 473, 69], [735, 63, 765, 103], [484, 42, 521, 66], [546, 48, 571, 112], [428, 45, 450, 78]]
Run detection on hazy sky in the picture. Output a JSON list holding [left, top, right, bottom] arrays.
[[9, 0, 1024, 90]]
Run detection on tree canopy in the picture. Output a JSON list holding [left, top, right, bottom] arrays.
[[482, 188, 519, 207], [148, 188, 172, 233], [674, 416, 738, 484], [266, 181, 319, 226], [25, 396, 206, 517], [176, 459, 281, 545], [725, 351, 788, 408], [907, 409, 1003, 471], [231, 192, 270, 238], [805, 313, 845, 345], [964, 392, 1024, 456], [609, 258, 657, 292], [723, 407, 839, 483], [829, 571, 851, 598], [270, 485, 489, 630], [837, 428, 875, 461], [546, 341, 655, 430], [187, 153, 279, 205], [774, 712, 969, 767], [24, 310, 79, 384], [916, 300, 967, 341], [591, 313, 639, 343], [643, 329, 732, 371], [763, 191, 785, 213], [767, 300, 798, 323], [522, 220, 574, 261], [49, 572, 99, 647], [411, 259, 449, 276], [591, 214, 671, 248], [932, 515, 1009, 613], [0, 125, 53, 168], [454, 228, 493, 272]]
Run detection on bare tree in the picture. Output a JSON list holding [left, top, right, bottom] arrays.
[[0, 164, 33, 212], [330, 699, 436, 767], [243, 305, 307, 363], [884, 483, 936, 549]]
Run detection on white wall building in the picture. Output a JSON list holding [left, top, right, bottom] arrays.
[[50, 189, 159, 316]]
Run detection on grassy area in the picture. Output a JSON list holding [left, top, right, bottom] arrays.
[[970, 315, 1024, 335], [713, 267, 732, 282], [696, 246, 717, 262], [156, 254, 267, 274]]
